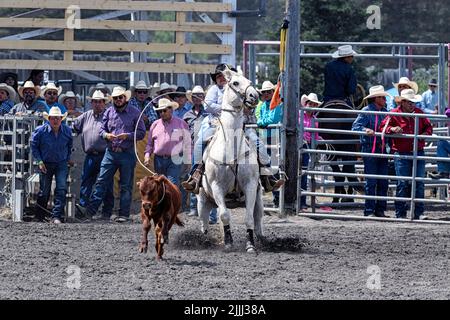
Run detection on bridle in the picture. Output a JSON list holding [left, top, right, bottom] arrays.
[[222, 80, 256, 113]]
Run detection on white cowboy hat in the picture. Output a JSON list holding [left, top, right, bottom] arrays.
[[397, 89, 422, 103], [130, 80, 151, 93], [154, 98, 179, 111], [58, 91, 81, 106], [40, 82, 62, 98], [186, 85, 205, 103], [363, 85, 392, 100], [156, 82, 177, 95], [88, 83, 111, 97], [86, 90, 110, 103], [393, 77, 419, 94], [149, 82, 160, 96], [18, 80, 41, 98], [331, 45, 358, 59], [0, 83, 16, 101], [43, 106, 68, 121], [301, 93, 322, 107], [110, 86, 131, 102], [257, 81, 276, 94]]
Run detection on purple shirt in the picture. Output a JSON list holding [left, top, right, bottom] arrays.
[[100, 104, 146, 150], [73, 110, 108, 154], [145, 116, 191, 158]]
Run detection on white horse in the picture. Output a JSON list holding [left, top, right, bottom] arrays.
[[197, 67, 264, 253]]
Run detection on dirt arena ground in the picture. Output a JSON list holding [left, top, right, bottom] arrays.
[[1, 204, 450, 300]]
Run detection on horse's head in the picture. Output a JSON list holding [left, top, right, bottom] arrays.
[[221, 67, 259, 109]]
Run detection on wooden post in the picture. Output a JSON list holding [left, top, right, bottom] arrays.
[[176, 12, 186, 65], [283, 0, 300, 213], [64, 8, 74, 62]]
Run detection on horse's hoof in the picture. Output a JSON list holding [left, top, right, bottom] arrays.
[[201, 228, 208, 235], [138, 244, 148, 254], [246, 242, 257, 253]]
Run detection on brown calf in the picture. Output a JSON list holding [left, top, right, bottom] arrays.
[[137, 175, 184, 259]]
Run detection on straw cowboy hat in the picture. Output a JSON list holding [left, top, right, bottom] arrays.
[[110, 86, 131, 102], [331, 45, 358, 59], [58, 91, 81, 106], [87, 90, 110, 103], [397, 89, 422, 103], [154, 98, 179, 112], [18, 80, 41, 98], [130, 80, 151, 94], [40, 82, 62, 98], [301, 93, 322, 107], [149, 82, 160, 96], [88, 83, 111, 97], [393, 77, 419, 94], [257, 81, 276, 94], [156, 82, 177, 95], [0, 83, 16, 101], [43, 106, 68, 121], [187, 85, 205, 103], [363, 85, 392, 100]]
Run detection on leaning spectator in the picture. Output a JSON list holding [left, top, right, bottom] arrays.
[[59, 91, 83, 118], [0, 83, 16, 115], [9, 81, 47, 115], [352, 86, 391, 217], [429, 107, 450, 179], [380, 89, 433, 220], [31, 107, 73, 224]]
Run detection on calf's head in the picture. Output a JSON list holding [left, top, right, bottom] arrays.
[[137, 175, 165, 211]]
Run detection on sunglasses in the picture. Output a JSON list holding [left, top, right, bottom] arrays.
[[46, 91, 58, 96], [159, 107, 172, 113], [261, 90, 273, 95], [113, 95, 125, 100], [136, 90, 148, 94]]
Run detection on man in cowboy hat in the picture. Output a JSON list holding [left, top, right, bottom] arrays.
[[171, 86, 193, 119], [72, 90, 114, 220], [388, 76, 419, 111], [129, 80, 159, 130], [86, 82, 112, 111], [31, 107, 73, 224], [421, 78, 440, 114], [10, 81, 47, 115], [429, 106, 450, 180], [0, 83, 16, 115], [323, 45, 358, 105], [80, 86, 146, 223], [380, 89, 433, 220], [352, 85, 392, 217], [41, 82, 66, 114], [59, 91, 83, 118], [144, 98, 191, 186]]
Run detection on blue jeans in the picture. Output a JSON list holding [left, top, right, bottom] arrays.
[[363, 156, 388, 215], [154, 155, 182, 186], [79, 153, 114, 216], [300, 148, 310, 208], [88, 148, 136, 218], [436, 140, 450, 173], [394, 151, 425, 219], [37, 161, 68, 219]]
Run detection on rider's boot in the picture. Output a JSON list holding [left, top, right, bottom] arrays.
[[259, 165, 285, 193], [181, 163, 204, 195]]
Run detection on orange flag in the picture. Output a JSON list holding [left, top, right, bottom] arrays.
[[270, 81, 282, 110]]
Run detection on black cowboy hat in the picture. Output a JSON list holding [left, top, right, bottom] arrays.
[[169, 86, 187, 99], [210, 63, 237, 83]]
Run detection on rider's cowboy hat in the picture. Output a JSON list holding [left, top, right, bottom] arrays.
[[88, 83, 111, 97], [210, 63, 237, 83], [397, 89, 422, 104], [331, 45, 358, 59], [186, 86, 205, 103], [111, 86, 131, 102], [154, 98, 179, 112], [40, 82, 62, 98], [130, 80, 151, 94], [58, 91, 81, 106], [86, 90, 110, 103], [18, 80, 41, 98], [257, 81, 276, 94], [301, 93, 322, 107], [43, 106, 68, 121], [393, 77, 419, 94], [363, 85, 392, 100], [0, 83, 16, 101], [428, 78, 438, 87]]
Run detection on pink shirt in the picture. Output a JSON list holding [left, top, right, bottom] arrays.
[[145, 117, 191, 158], [301, 112, 321, 143]]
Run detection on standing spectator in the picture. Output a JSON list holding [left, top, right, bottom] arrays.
[[421, 79, 439, 114], [80, 87, 146, 223], [429, 107, 450, 179], [31, 107, 73, 224], [0, 83, 16, 115], [172, 86, 193, 119], [144, 98, 191, 186], [352, 86, 391, 217], [380, 89, 433, 220], [26, 69, 44, 87], [72, 90, 114, 220], [299, 93, 323, 211], [323, 45, 358, 106], [129, 80, 159, 129], [0, 72, 19, 102], [9, 81, 47, 115], [85, 83, 112, 111], [41, 82, 66, 113], [388, 77, 419, 111], [59, 91, 83, 118]]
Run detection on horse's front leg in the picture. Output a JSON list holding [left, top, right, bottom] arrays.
[[138, 210, 151, 254], [243, 180, 258, 253], [197, 195, 214, 235], [210, 183, 233, 249]]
